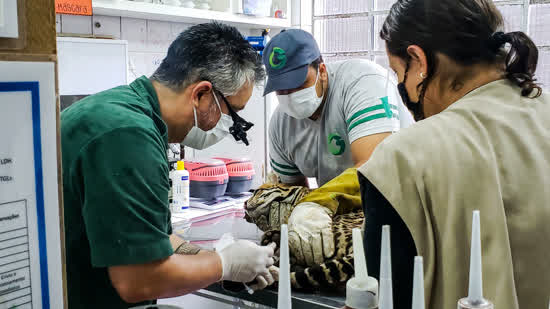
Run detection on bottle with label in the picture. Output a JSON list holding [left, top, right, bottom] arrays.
[[170, 161, 189, 213]]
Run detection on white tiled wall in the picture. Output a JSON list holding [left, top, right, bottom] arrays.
[[314, 0, 370, 15], [55, 14, 61, 33], [530, 3, 550, 46], [537, 49, 550, 89], [290, 0, 313, 32], [92, 15, 121, 38], [57, 15, 255, 82], [61, 14, 93, 34], [56, 0, 315, 184], [314, 16, 370, 53], [497, 4, 524, 32], [57, 14, 267, 186], [312, 0, 550, 88], [146, 20, 175, 52]]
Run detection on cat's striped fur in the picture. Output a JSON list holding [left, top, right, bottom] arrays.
[[244, 184, 364, 290]]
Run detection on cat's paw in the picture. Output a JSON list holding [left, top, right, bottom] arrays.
[[288, 202, 335, 266], [261, 230, 281, 247]]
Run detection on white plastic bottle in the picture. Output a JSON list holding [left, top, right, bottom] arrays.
[[171, 161, 189, 213]]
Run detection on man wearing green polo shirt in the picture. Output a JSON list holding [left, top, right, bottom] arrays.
[[61, 23, 274, 308]]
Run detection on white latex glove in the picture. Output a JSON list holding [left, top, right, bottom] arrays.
[[288, 202, 334, 266], [250, 265, 279, 291], [217, 240, 276, 283]]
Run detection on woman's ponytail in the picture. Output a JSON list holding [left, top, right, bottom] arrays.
[[503, 31, 542, 98]]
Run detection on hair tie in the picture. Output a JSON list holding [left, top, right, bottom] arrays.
[[488, 31, 509, 52]]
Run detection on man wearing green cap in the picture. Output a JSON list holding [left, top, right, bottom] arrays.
[[263, 29, 414, 187]]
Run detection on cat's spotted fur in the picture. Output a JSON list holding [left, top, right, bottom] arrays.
[[244, 184, 364, 290]]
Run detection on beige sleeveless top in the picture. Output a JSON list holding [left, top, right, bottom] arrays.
[[359, 80, 550, 309]]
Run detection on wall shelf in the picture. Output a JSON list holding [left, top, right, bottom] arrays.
[[92, 0, 291, 29]]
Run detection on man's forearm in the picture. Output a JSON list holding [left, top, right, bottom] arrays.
[[169, 234, 186, 250], [151, 251, 222, 299], [108, 251, 222, 303], [170, 234, 201, 255]]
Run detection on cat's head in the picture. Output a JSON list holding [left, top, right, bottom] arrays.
[[244, 184, 311, 231]]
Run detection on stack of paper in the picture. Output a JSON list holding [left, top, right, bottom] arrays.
[[189, 196, 236, 210], [187, 192, 252, 210], [171, 192, 262, 247]]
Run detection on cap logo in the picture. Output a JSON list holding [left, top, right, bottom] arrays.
[[269, 47, 287, 69]]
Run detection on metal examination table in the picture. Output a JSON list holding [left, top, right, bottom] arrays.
[[191, 283, 346, 309], [167, 216, 345, 308]]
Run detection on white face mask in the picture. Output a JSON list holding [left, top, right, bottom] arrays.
[[276, 70, 324, 119], [181, 92, 233, 150]]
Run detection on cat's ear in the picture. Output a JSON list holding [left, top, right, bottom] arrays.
[[258, 183, 274, 189], [263, 172, 280, 186]]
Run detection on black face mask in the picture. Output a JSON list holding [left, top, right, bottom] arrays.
[[397, 65, 425, 121], [217, 90, 254, 146]]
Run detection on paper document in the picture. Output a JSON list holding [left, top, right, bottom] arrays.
[[0, 62, 63, 309]]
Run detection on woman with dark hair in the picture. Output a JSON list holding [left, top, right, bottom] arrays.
[[358, 0, 550, 308]]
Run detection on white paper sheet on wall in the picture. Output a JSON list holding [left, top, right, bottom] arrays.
[[0, 62, 63, 309]]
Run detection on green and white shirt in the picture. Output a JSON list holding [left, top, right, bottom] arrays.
[[269, 59, 414, 186]]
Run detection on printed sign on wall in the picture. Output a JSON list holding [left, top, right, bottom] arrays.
[[55, 0, 92, 16], [0, 61, 63, 309]]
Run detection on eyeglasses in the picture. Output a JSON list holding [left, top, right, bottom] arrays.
[[215, 89, 254, 146]]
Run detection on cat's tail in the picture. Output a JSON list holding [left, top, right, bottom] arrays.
[[290, 255, 354, 289]]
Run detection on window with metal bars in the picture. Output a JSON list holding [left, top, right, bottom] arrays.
[[312, 0, 550, 88]]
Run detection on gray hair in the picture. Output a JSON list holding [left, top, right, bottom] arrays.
[[151, 22, 265, 96]]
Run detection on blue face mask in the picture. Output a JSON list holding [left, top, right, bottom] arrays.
[[397, 64, 425, 121]]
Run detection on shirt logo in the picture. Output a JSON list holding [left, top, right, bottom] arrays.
[[380, 96, 393, 118], [328, 133, 346, 156], [269, 47, 287, 69]]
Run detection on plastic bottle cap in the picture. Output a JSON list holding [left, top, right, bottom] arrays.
[[345, 277, 378, 309], [457, 298, 494, 309], [177, 161, 185, 170], [345, 228, 378, 309]]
